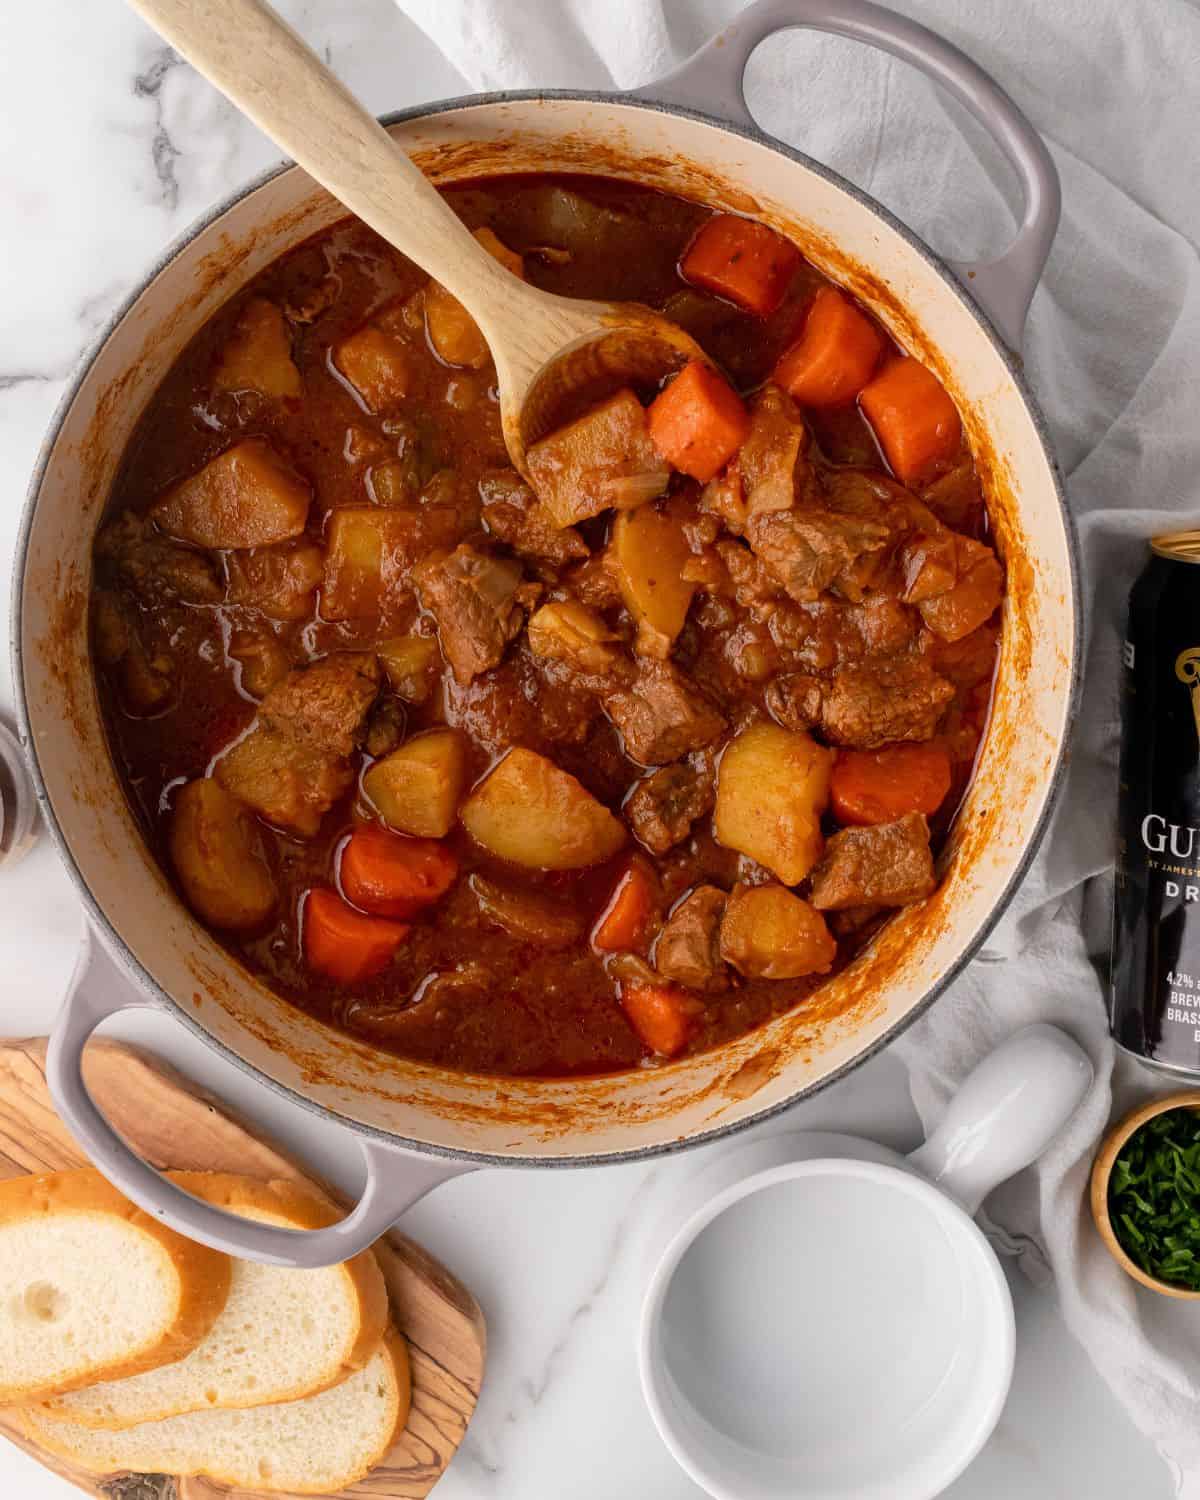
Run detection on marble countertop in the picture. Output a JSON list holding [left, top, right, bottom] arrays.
[[0, 2, 1174, 1496]]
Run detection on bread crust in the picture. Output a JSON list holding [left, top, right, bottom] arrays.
[[15, 1331, 412, 1495], [0, 1169, 231, 1404], [36, 1170, 389, 1427]]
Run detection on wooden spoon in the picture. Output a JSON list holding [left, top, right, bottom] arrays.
[[125, 0, 705, 473]]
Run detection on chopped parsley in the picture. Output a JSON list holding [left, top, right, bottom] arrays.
[[1109, 1107, 1200, 1290]]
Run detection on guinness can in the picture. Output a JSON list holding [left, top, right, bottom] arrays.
[[1112, 531, 1200, 1075]]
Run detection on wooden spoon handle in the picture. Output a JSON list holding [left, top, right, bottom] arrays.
[[125, 0, 513, 316]]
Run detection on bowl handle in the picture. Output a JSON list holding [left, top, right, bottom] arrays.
[[630, 0, 1060, 350], [46, 926, 473, 1268], [906, 1023, 1093, 1215]]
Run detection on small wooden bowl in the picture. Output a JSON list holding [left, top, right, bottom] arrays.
[[1091, 1090, 1200, 1299]]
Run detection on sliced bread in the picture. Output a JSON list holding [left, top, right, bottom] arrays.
[[17, 1331, 411, 1495], [39, 1171, 389, 1430], [0, 1169, 231, 1405]]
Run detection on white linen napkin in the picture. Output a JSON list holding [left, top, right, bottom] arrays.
[[396, 0, 1200, 1487]]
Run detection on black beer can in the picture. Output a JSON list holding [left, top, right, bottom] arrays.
[[1112, 532, 1200, 1075]]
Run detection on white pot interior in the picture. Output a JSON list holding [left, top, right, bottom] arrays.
[[18, 98, 1075, 1159]]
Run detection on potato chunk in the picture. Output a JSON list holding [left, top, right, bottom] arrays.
[[526, 390, 669, 528], [322, 505, 460, 620], [152, 439, 310, 549], [719, 883, 836, 979], [714, 721, 832, 884], [333, 323, 411, 412], [376, 634, 439, 701], [527, 600, 620, 672], [213, 297, 301, 399], [363, 728, 468, 838], [612, 500, 697, 658], [425, 227, 524, 369], [169, 778, 277, 931], [461, 747, 626, 869]]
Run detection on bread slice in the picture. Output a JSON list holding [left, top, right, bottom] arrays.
[[0, 1169, 231, 1405], [17, 1331, 411, 1494], [39, 1171, 389, 1430]]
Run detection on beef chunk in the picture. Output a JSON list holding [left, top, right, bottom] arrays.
[[225, 539, 324, 621], [917, 535, 1004, 643], [900, 529, 959, 604], [215, 727, 351, 838], [468, 874, 584, 948], [819, 466, 910, 522], [654, 885, 728, 991], [215, 652, 380, 836], [700, 386, 811, 533], [414, 543, 526, 684], [747, 508, 890, 604], [445, 653, 599, 759], [92, 590, 133, 667], [921, 621, 999, 691], [717, 541, 782, 616], [228, 629, 290, 699], [844, 596, 919, 658], [767, 595, 918, 674], [96, 512, 222, 605], [739, 385, 812, 516], [479, 469, 588, 566], [92, 589, 175, 715], [624, 758, 715, 854], [260, 652, 381, 758], [767, 657, 954, 748], [565, 549, 623, 610], [919, 459, 984, 531], [364, 695, 406, 759], [606, 661, 726, 766], [808, 813, 936, 910], [764, 673, 826, 734]]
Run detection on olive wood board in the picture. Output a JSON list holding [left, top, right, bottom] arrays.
[[0, 1037, 486, 1500]]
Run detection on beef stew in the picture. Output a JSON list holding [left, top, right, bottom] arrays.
[[90, 174, 1002, 1078]]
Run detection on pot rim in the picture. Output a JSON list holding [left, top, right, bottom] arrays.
[[10, 88, 1082, 1169]]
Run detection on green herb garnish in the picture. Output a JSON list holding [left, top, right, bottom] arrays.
[[1109, 1107, 1200, 1289]]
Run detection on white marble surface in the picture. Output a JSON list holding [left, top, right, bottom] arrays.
[[0, 2, 1175, 1496]]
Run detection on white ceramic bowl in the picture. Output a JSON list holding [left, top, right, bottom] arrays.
[[638, 1025, 1093, 1500]]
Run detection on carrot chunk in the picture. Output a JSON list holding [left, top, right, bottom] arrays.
[[647, 361, 750, 483], [859, 357, 962, 483], [773, 287, 884, 407], [302, 886, 409, 985], [680, 214, 801, 317], [830, 743, 953, 826], [620, 982, 697, 1058], [592, 855, 660, 952], [339, 825, 458, 919]]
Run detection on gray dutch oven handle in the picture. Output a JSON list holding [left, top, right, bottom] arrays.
[[47, 926, 473, 1268], [631, 0, 1061, 350]]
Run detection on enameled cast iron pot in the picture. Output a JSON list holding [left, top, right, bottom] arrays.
[[13, 0, 1078, 1267]]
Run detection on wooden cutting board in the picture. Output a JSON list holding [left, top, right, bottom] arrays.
[[0, 1038, 486, 1500]]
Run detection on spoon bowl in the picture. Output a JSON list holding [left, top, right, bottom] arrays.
[[126, 0, 706, 477]]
